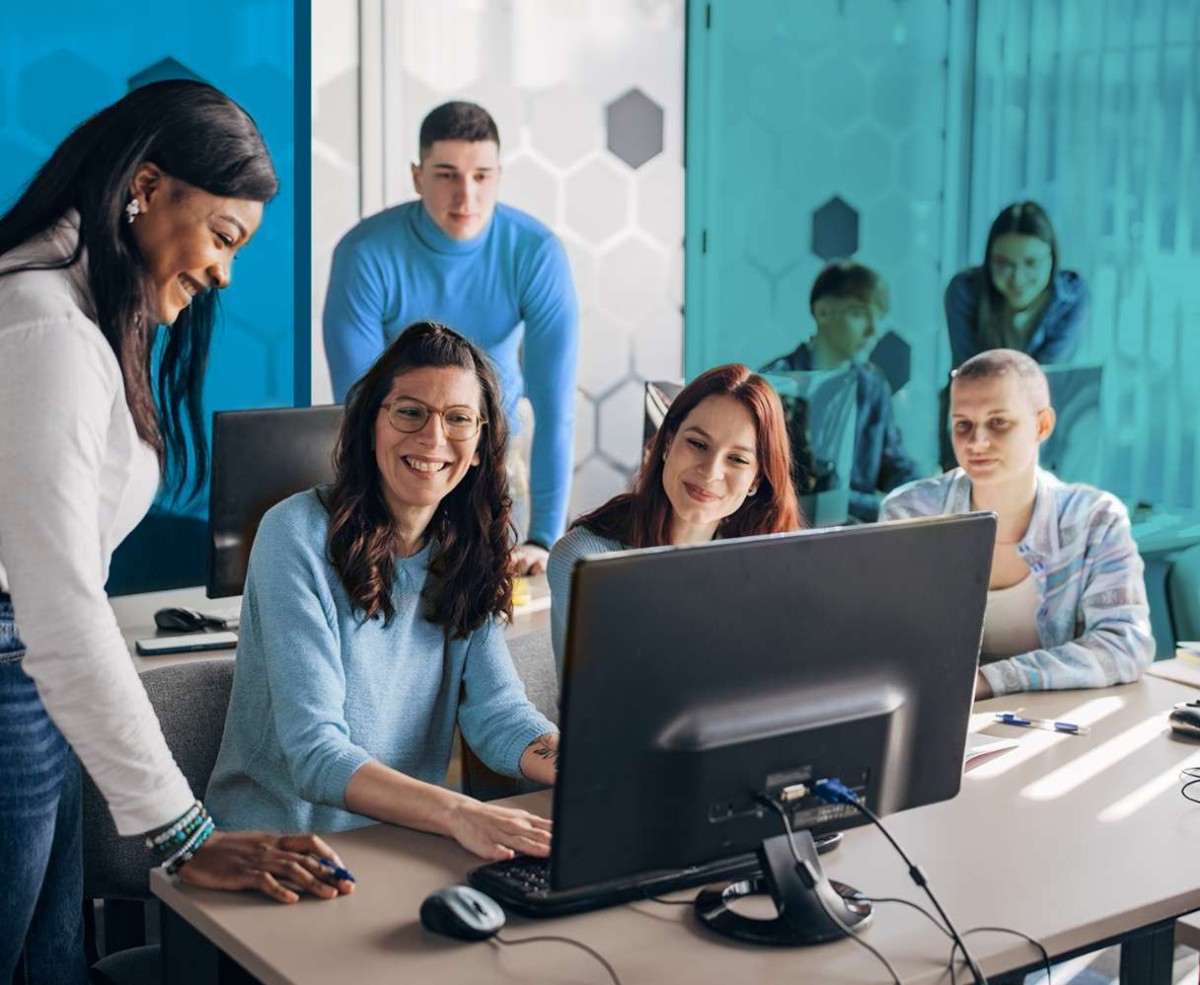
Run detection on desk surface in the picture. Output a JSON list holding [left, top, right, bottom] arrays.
[[153, 676, 1200, 985], [112, 576, 551, 673]]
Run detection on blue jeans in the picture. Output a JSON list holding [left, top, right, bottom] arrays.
[[0, 594, 88, 985]]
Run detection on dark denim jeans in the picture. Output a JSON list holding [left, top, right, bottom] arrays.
[[0, 594, 88, 985]]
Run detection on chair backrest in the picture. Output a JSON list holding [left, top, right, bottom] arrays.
[[82, 659, 235, 901], [462, 626, 560, 801]]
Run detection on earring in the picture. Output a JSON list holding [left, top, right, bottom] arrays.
[[125, 198, 141, 224], [747, 486, 758, 497]]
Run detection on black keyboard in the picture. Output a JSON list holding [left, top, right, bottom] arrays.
[[467, 853, 761, 918]]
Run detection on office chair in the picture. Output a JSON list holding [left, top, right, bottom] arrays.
[[1168, 542, 1200, 644], [461, 626, 560, 801], [82, 660, 235, 985]]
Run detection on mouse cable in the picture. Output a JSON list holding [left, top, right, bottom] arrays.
[[492, 933, 622, 985], [861, 898, 1052, 984], [810, 779, 988, 985], [761, 796, 903, 984], [1181, 767, 1200, 805]]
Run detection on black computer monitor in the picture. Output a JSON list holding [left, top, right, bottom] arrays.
[[552, 513, 994, 944], [207, 405, 344, 598]]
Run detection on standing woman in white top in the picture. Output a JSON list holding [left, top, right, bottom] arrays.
[[0, 81, 352, 985]]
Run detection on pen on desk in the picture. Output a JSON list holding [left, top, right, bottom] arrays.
[[994, 712, 1090, 735], [316, 857, 356, 883]]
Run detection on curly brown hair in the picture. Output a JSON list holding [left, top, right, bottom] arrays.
[[321, 322, 513, 637]]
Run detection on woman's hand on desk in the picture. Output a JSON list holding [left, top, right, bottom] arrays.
[[180, 831, 357, 904], [446, 799, 553, 862]]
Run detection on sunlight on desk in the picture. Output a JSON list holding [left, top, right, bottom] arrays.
[[1020, 714, 1170, 801], [1097, 750, 1200, 823], [967, 696, 1126, 780]]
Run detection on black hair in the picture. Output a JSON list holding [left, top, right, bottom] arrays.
[[0, 79, 278, 503], [418, 101, 500, 157]]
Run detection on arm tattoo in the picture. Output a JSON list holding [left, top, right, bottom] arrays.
[[531, 733, 559, 764]]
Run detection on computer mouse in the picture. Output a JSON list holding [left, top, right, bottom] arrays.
[[419, 885, 506, 941], [154, 607, 215, 633], [1169, 706, 1200, 740]]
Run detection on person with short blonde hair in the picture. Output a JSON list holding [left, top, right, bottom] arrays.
[[882, 349, 1152, 698]]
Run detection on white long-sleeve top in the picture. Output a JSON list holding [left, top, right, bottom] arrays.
[[0, 215, 194, 834]]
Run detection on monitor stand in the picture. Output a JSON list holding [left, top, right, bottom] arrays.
[[693, 829, 871, 946]]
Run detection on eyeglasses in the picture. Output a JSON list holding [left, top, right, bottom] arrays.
[[381, 399, 486, 441]]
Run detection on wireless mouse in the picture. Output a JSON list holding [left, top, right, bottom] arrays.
[[419, 885, 506, 941], [154, 607, 223, 632]]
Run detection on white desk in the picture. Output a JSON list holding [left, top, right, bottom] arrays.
[[153, 676, 1200, 985]]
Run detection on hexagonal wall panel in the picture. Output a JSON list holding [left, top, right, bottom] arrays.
[[597, 236, 667, 324], [635, 158, 684, 248], [632, 308, 684, 381], [746, 192, 812, 276], [811, 196, 859, 260], [606, 88, 664, 169], [576, 310, 631, 398], [808, 55, 868, 134], [833, 125, 894, 206], [129, 57, 205, 90], [501, 154, 559, 228], [574, 390, 596, 465], [560, 233, 599, 314], [870, 331, 911, 394], [870, 58, 919, 134], [570, 456, 630, 518], [531, 88, 602, 169], [599, 378, 647, 471], [315, 69, 359, 165], [18, 52, 116, 146], [563, 157, 630, 244]]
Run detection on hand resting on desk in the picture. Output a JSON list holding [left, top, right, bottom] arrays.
[[181, 831, 356, 904]]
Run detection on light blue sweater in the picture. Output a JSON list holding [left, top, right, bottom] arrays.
[[322, 201, 579, 547], [206, 490, 555, 833], [546, 526, 624, 683]]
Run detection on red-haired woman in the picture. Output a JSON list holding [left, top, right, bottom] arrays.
[[548, 364, 802, 677]]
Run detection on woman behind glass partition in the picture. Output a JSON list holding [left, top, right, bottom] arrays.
[[944, 201, 1089, 367]]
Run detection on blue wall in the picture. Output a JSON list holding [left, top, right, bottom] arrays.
[[1, 0, 296, 592]]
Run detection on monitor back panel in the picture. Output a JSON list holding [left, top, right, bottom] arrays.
[[553, 513, 995, 890]]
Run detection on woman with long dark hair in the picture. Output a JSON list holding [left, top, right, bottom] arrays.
[[944, 200, 1089, 367], [548, 364, 802, 677], [0, 81, 352, 985], [206, 322, 558, 858]]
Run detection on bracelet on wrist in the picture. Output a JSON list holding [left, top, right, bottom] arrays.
[[162, 816, 216, 876]]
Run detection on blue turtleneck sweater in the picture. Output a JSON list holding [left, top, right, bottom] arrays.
[[322, 202, 579, 547]]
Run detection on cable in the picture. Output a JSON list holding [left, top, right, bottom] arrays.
[[760, 796, 903, 984], [811, 779, 988, 985], [494, 934, 623, 985], [865, 898, 1052, 984], [1181, 767, 1200, 805]]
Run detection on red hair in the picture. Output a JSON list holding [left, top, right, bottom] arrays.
[[574, 364, 803, 547]]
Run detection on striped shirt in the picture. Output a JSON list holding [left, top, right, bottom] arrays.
[[881, 468, 1153, 697]]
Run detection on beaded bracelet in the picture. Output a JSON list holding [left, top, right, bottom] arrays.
[[162, 816, 216, 876], [145, 800, 204, 852]]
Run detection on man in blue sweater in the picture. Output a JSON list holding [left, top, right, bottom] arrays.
[[323, 102, 579, 572], [761, 260, 920, 522]]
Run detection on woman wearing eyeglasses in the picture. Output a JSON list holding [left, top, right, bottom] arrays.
[[207, 322, 558, 861]]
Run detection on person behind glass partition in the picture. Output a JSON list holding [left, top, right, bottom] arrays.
[[547, 364, 801, 679], [0, 81, 352, 985], [207, 322, 559, 861], [944, 201, 1089, 368], [761, 259, 920, 522], [882, 349, 1151, 699]]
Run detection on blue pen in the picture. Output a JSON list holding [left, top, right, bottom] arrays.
[[317, 857, 357, 883], [994, 712, 1090, 736]]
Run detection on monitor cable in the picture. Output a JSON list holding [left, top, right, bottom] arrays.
[[810, 778, 988, 985], [760, 796, 903, 984], [491, 934, 622, 985], [1181, 766, 1200, 804]]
